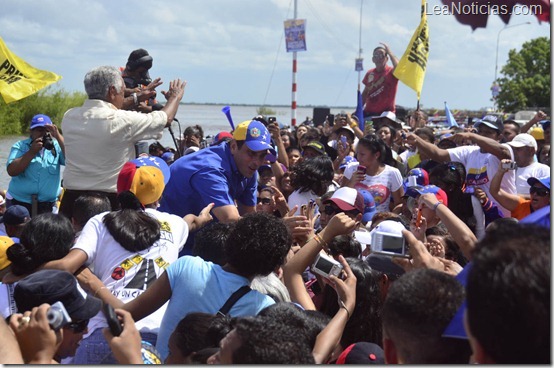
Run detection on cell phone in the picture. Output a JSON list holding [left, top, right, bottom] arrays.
[[357, 165, 367, 174], [311, 252, 343, 279], [268, 117, 277, 124], [103, 303, 123, 337], [340, 136, 347, 145], [370, 231, 409, 258], [501, 161, 517, 170], [327, 114, 335, 126]]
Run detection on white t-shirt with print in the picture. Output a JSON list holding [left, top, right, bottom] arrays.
[[514, 162, 550, 195], [448, 145, 516, 217], [355, 164, 403, 213], [73, 208, 189, 336]]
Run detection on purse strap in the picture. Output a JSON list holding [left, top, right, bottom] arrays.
[[217, 285, 252, 317]]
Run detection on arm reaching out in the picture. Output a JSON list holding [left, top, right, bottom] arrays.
[[312, 255, 357, 364], [184, 203, 214, 232]]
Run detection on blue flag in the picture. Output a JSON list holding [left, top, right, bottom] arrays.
[[444, 101, 458, 128], [355, 90, 365, 131]]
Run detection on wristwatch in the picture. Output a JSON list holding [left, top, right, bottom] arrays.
[[131, 92, 138, 106]]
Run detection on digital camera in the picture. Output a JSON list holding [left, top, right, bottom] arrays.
[[370, 231, 409, 258], [42, 132, 55, 150], [47, 301, 72, 331], [311, 252, 343, 279], [501, 161, 517, 170]]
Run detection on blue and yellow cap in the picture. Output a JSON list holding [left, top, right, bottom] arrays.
[[232, 120, 276, 155]]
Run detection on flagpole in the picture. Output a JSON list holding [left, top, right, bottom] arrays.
[[357, 0, 363, 91], [291, 0, 298, 127]]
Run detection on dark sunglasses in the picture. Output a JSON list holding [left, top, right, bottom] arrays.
[[323, 205, 338, 216], [67, 319, 89, 333], [530, 186, 550, 197], [257, 197, 271, 205]]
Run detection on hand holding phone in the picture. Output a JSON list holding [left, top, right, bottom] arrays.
[[327, 114, 335, 126], [103, 303, 123, 337], [501, 161, 517, 170]]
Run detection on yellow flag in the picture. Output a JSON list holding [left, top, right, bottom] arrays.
[[0, 36, 61, 104], [393, 0, 429, 99]]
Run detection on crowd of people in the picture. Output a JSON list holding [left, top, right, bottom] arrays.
[[0, 46, 550, 364]]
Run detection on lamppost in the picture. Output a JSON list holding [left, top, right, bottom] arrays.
[[494, 22, 531, 82]]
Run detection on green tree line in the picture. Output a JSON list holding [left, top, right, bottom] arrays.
[[496, 36, 550, 112], [0, 87, 86, 135]]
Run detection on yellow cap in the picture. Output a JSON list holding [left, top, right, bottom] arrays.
[[0, 236, 14, 270], [530, 126, 544, 141]]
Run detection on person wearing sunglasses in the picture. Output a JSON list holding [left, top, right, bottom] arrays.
[[490, 161, 550, 220], [11, 269, 102, 363], [256, 187, 276, 215]]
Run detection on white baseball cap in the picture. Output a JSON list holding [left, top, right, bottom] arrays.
[[507, 133, 537, 151]]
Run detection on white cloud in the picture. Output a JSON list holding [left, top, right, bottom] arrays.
[[0, 0, 549, 110]]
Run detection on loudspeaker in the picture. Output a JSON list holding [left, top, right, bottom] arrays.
[[313, 107, 330, 127]]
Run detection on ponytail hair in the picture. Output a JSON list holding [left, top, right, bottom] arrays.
[[7, 213, 74, 276], [103, 191, 161, 252]]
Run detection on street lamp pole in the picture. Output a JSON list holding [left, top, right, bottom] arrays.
[[494, 22, 531, 82]]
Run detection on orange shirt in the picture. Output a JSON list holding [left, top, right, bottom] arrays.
[[511, 196, 531, 220]]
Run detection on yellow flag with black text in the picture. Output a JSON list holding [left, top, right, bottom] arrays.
[[393, 0, 429, 99], [0, 36, 61, 104]]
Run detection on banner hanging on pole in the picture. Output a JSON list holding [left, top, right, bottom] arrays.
[[0, 36, 61, 104], [355, 58, 364, 72], [393, 0, 429, 99], [284, 19, 307, 52]]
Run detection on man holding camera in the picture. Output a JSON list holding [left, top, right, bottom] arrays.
[[121, 48, 164, 113], [6, 114, 65, 216]]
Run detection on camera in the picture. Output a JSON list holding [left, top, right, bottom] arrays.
[[311, 252, 343, 279], [42, 132, 54, 150], [501, 161, 517, 170], [47, 301, 72, 331], [327, 114, 335, 126], [371, 231, 409, 258], [268, 117, 277, 124]]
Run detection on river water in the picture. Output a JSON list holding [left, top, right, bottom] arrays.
[[0, 103, 347, 190]]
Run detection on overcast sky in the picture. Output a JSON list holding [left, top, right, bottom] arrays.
[[1, 0, 550, 111]]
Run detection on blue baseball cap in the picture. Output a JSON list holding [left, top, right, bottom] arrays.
[[406, 185, 449, 207], [527, 176, 550, 190], [403, 168, 429, 188], [473, 115, 503, 131], [339, 156, 358, 171], [359, 189, 377, 223], [0, 205, 30, 225], [161, 151, 175, 163], [129, 155, 171, 185], [30, 114, 53, 129], [539, 120, 551, 130], [232, 120, 276, 155]]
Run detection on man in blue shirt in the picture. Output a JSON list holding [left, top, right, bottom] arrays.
[[159, 120, 275, 254], [6, 114, 65, 216]]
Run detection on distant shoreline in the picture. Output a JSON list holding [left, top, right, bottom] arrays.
[[172, 101, 357, 109]]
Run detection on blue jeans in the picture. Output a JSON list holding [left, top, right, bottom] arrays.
[[73, 328, 157, 364]]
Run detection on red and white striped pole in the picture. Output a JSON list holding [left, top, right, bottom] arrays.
[[291, 55, 297, 127], [291, 0, 298, 127]]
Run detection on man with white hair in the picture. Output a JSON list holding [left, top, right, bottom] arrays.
[[506, 133, 550, 196], [59, 66, 186, 219]]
